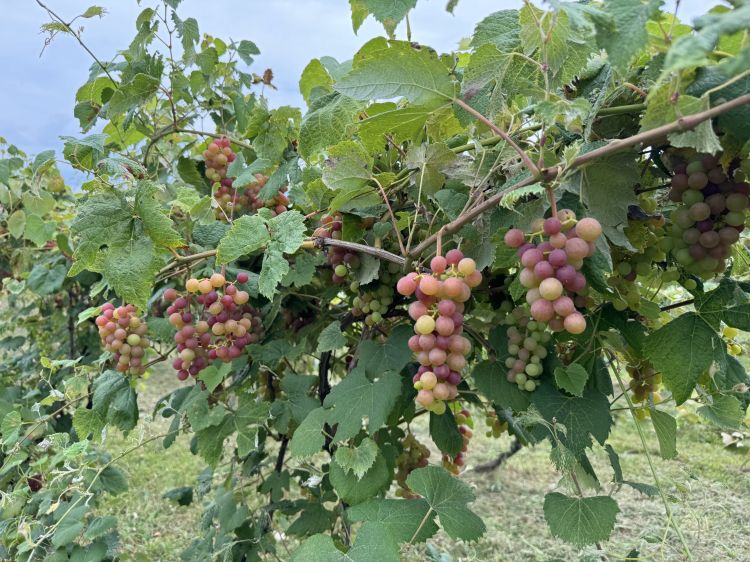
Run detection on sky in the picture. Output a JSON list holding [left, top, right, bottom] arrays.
[[0, 0, 709, 163]]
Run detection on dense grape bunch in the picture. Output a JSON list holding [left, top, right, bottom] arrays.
[[315, 213, 361, 284], [204, 137, 289, 220], [442, 407, 472, 474], [95, 303, 151, 376], [504, 210, 602, 334], [502, 304, 550, 391], [395, 433, 430, 498], [163, 272, 264, 380], [398, 249, 482, 414], [666, 150, 749, 279]]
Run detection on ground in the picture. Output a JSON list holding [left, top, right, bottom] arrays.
[[96, 367, 750, 561]]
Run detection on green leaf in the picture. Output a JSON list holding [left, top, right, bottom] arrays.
[[359, 106, 432, 154], [108, 73, 161, 116], [268, 210, 307, 253], [99, 465, 128, 494], [405, 142, 456, 195], [519, 4, 571, 75], [7, 209, 26, 238], [334, 39, 455, 105], [358, 324, 413, 377], [596, 0, 658, 72], [72, 407, 104, 440], [554, 363, 589, 397], [429, 409, 463, 457], [531, 386, 612, 455], [197, 362, 232, 393], [134, 181, 184, 249], [317, 321, 347, 353], [697, 395, 743, 429], [471, 9, 520, 50], [329, 448, 390, 505], [299, 59, 334, 104], [291, 522, 399, 562], [69, 191, 133, 271], [216, 214, 270, 264], [322, 140, 373, 193], [23, 214, 57, 247], [643, 313, 725, 405], [335, 438, 379, 479], [562, 150, 639, 249], [91, 371, 138, 431], [234, 396, 271, 457], [300, 94, 363, 160], [649, 409, 677, 460], [84, 516, 118, 540], [406, 466, 485, 541], [543, 492, 619, 547], [348, 498, 438, 542], [473, 360, 530, 412], [289, 407, 328, 457], [323, 366, 401, 442], [62, 134, 107, 171], [236, 39, 260, 65], [258, 242, 290, 299], [98, 236, 164, 310]]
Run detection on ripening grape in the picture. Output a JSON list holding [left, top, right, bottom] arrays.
[[204, 137, 289, 220], [484, 409, 508, 438], [502, 213, 600, 334], [626, 361, 662, 403], [667, 148, 749, 279], [400, 249, 480, 413], [164, 271, 263, 380], [95, 303, 151, 376], [395, 433, 431, 497], [314, 213, 362, 284]]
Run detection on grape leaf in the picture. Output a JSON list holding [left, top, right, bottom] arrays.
[[216, 214, 270, 264], [97, 236, 164, 310], [334, 39, 455, 105], [321, 140, 373, 192], [649, 408, 677, 460], [334, 438, 379, 479], [134, 181, 184, 249], [531, 385, 612, 455], [358, 106, 432, 154], [268, 210, 306, 253], [554, 363, 589, 397], [289, 407, 328, 458], [300, 59, 334, 104], [429, 409, 463, 457], [317, 321, 347, 353], [471, 9, 520, 50], [299, 93, 361, 160], [348, 498, 438, 542], [595, 0, 659, 72], [357, 324, 412, 375], [473, 360, 530, 412], [323, 366, 401, 442], [291, 522, 399, 562], [91, 370, 138, 432], [643, 313, 725, 405], [697, 395, 743, 429], [406, 466, 485, 541], [329, 448, 390, 505], [543, 493, 619, 547]]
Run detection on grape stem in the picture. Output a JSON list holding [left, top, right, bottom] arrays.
[[311, 237, 406, 266], [409, 92, 750, 258], [660, 298, 694, 311], [545, 184, 558, 218]]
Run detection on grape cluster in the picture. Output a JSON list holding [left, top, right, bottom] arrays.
[[667, 150, 749, 279], [502, 305, 550, 391], [95, 303, 151, 376], [397, 249, 482, 414], [484, 410, 508, 438], [204, 137, 289, 220], [163, 272, 264, 380], [626, 362, 662, 403], [314, 213, 361, 284], [504, 211, 602, 334], [395, 433, 430, 498], [442, 407, 472, 475]]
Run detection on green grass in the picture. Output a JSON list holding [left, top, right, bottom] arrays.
[[96, 370, 750, 561]]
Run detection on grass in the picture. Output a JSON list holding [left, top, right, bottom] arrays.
[[95, 368, 750, 561]]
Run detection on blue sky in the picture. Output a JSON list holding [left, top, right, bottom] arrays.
[[0, 0, 706, 162]]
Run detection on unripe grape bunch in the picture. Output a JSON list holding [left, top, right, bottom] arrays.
[[626, 361, 662, 403], [501, 304, 551, 391], [95, 303, 151, 376], [314, 213, 361, 284], [395, 433, 430, 498], [442, 407, 472, 474], [204, 137, 289, 220], [484, 409, 508, 438], [666, 149, 749, 279], [503, 210, 602, 334], [397, 249, 482, 414], [163, 271, 264, 381]]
